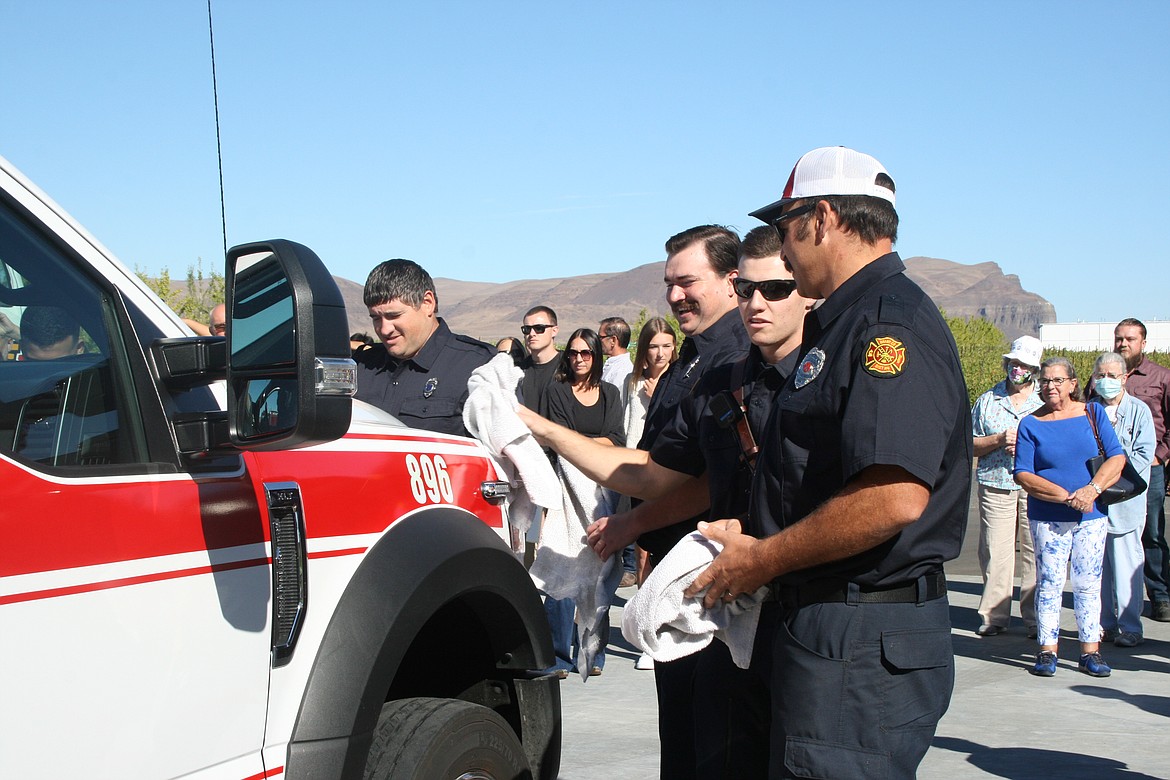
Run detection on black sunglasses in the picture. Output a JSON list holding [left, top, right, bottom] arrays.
[[521, 324, 552, 335], [564, 349, 594, 359], [770, 202, 816, 241], [733, 277, 798, 301]]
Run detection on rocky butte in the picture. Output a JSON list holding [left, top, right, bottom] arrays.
[[334, 256, 1056, 345]]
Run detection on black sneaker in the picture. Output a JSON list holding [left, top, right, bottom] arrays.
[[1153, 601, 1170, 622]]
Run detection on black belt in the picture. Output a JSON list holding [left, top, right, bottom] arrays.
[[775, 571, 947, 608]]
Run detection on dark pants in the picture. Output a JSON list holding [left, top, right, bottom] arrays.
[[767, 595, 954, 779], [1142, 463, 1169, 604], [654, 638, 771, 780], [654, 652, 701, 780]]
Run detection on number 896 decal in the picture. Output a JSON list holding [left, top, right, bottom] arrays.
[[404, 454, 454, 505]]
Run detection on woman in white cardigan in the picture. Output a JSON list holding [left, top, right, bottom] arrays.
[[622, 317, 678, 447]]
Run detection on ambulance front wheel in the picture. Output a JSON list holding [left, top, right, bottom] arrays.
[[363, 696, 531, 780]]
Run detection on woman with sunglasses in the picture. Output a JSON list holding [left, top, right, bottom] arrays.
[[543, 327, 626, 676], [547, 328, 627, 448], [1015, 357, 1127, 678]]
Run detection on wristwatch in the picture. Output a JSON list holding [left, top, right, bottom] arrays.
[[1088, 481, 1103, 495]]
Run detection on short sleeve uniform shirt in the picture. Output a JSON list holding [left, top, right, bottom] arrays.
[[354, 318, 493, 437], [651, 345, 796, 521], [636, 308, 749, 560], [750, 253, 972, 588]]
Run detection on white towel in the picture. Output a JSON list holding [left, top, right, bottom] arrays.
[[529, 456, 620, 680], [622, 531, 767, 669], [463, 353, 561, 537]]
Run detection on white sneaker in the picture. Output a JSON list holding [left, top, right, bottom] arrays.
[[635, 652, 654, 670]]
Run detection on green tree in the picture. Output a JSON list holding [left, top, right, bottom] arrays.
[[942, 311, 1008, 405], [136, 258, 225, 321]]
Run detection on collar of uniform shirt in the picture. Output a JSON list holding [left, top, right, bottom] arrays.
[[385, 317, 453, 372], [807, 252, 904, 333], [684, 306, 749, 358]]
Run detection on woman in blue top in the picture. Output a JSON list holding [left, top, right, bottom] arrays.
[[1015, 357, 1126, 678]]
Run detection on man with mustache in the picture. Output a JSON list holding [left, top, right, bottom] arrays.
[[522, 224, 760, 778]]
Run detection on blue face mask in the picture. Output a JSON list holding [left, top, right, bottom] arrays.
[[1096, 377, 1123, 400]]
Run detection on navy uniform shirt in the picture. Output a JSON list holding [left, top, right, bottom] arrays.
[[636, 308, 749, 561], [651, 344, 796, 521], [354, 318, 494, 437], [751, 253, 972, 588]]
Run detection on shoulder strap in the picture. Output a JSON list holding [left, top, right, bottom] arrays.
[[727, 356, 759, 467], [1084, 405, 1106, 457], [730, 355, 749, 406]]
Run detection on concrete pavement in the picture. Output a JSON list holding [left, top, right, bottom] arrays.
[[555, 496, 1170, 779]]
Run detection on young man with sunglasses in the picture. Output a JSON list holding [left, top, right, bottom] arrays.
[[687, 147, 971, 778], [519, 306, 560, 416]]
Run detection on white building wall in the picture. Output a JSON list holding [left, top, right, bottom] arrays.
[[1040, 320, 1170, 353]]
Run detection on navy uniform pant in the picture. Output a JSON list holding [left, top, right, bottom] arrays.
[[766, 595, 954, 779], [654, 638, 771, 780]]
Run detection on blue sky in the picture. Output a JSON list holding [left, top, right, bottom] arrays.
[[4, 2, 1167, 324]]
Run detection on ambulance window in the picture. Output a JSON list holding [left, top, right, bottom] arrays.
[[0, 199, 150, 470]]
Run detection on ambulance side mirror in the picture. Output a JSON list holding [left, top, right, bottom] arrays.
[[225, 239, 355, 451]]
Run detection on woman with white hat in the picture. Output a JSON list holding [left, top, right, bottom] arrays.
[[971, 335, 1044, 637]]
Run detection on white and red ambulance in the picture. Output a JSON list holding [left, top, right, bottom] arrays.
[[0, 154, 560, 780]]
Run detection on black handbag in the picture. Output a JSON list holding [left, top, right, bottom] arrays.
[[1085, 406, 1148, 506]]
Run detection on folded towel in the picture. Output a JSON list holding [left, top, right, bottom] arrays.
[[621, 531, 767, 669], [529, 456, 619, 680], [463, 353, 561, 537]]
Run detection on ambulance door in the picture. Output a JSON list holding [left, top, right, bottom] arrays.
[[0, 193, 270, 779]]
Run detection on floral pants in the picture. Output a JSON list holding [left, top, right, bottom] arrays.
[[1030, 516, 1107, 645]]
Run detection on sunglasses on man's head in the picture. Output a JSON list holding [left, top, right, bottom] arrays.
[[521, 324, 551, 335], [733, 277, 798, 301]]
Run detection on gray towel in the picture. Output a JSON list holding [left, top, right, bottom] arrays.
[[529, 456, 620, 680]]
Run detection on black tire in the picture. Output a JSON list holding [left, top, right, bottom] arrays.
[[364, 697, 532, 780]]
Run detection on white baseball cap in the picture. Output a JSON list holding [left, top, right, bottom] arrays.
[[1003, 335, 1043, 368], [750, 146, 895, 224]]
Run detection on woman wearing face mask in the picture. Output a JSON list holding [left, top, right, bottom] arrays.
[[971, 336, 1045, 638], [1090, 352, 1156, 649]]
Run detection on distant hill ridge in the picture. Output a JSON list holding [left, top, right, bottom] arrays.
[[334, 256, 1056, 345]]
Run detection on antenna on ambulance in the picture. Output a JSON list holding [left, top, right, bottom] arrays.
[[206, 0, 228, 260]]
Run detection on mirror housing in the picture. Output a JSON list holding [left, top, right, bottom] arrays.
[[226, 239, 355, 451]]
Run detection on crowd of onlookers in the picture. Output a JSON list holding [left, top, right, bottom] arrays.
[[972, 320, 1169, 678]]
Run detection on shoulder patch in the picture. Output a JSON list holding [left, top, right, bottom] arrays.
[[863, 336, 906, 377]]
